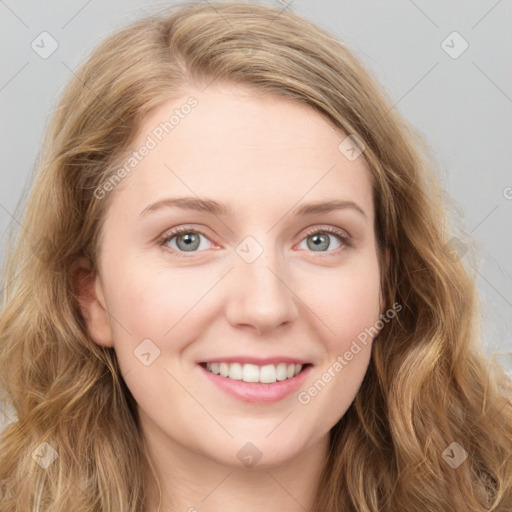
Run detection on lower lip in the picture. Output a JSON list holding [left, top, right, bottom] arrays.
[[198, 364, 312, 404]]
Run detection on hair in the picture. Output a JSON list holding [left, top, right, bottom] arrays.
[[1, 2, 511, 511]]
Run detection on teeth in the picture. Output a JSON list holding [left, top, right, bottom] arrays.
[[219, 362, 229, 377], [260, 364, 276, 383], [228, 362, 242, 380], [242, 364, 260, 383], [205, 362, 304, 383], [276, 363, 288, 381]]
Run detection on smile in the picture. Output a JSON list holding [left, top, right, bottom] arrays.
[[197, 361, 313, 404], [201, 361, 308, 383]]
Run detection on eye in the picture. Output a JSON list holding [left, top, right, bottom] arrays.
[[159, 226, 214, 255], [158, 225, 352, 257], [297, 226, 352, 254]]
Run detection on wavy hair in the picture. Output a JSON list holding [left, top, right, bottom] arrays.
[[1, 2, 511, 511]]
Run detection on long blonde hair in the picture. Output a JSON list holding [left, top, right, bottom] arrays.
[[1, 2, 511, 511]]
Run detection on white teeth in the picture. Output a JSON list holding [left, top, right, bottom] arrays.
[[204, 362, 304, 383], [228, 362, 242, 380], [260, 364, 276, 383], [242, 364, 260, 383], [219, 362, 230, 377], [276, 363, 288, 381]]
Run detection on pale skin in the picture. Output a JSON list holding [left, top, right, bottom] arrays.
[[75, 84, 386, 512]]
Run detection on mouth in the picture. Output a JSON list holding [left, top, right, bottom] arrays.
[[198, 361, 312, 384], [197, 360, 313, 404]]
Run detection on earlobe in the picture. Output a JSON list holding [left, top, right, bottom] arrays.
[[71, 256, 114, 348]]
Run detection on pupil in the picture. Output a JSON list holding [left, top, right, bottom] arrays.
[[309, 233, 329, 251], [178, 233, 199, 251]]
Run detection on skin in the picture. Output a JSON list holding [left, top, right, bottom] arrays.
[[75, 84, 385, 512]]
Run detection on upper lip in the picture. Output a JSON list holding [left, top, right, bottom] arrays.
[[198, 356, 312, 366]]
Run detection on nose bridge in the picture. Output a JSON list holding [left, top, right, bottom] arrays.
[[225, 233, 298, 332]]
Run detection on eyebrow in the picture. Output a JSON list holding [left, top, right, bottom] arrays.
[[139, 196, 367, 219]]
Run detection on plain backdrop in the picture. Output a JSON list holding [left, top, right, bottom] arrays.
[[1, 0, 511, 432]]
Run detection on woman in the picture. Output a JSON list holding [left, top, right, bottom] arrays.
[[1, 2, 510, 511]]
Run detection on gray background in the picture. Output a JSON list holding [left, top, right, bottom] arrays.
[[1, 1, 511, 432]]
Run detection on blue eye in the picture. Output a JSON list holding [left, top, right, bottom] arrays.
[[160, 227, 212, 253], [299, 231, 342, 252], [298, 226, 351, 254], [158, 225, 352, 257]]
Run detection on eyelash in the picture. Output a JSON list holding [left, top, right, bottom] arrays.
[[158, 225, 352, 258]]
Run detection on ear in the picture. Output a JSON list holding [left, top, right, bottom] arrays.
[[71, 256, 114, 347]]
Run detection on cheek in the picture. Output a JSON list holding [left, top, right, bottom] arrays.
[[294, 259, 380, 428], [301, 253, 382, 347], [103, 258, 207, 340], [103, 244, 382, 355], [100, 262, 206, 401]]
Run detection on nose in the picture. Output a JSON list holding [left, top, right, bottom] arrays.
[[224, 243, 299, 335]]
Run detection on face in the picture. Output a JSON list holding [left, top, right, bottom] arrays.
[[78, 84, 383, 471]]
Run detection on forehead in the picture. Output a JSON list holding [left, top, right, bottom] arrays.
[[109, 84, 374, 221]]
